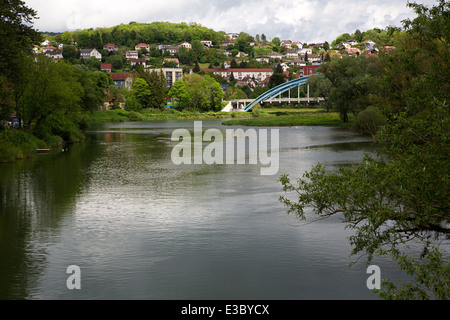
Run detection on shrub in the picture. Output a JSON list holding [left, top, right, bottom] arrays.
[[354, 106, 386, 136]]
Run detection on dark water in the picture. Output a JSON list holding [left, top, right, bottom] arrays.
[[0, 120, 406, 300]]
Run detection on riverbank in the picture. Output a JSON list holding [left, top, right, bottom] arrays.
[[83, 108, 254, 123], [0, 130, 52, 163], [222, 112, 353, 127], [82, 106, 351, 127]]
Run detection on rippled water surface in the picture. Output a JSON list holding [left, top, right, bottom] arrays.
[[0, 120, 406, 299]]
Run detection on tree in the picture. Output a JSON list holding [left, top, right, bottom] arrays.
[[62, 45, 79, 62], [261, 33, 267, 44], [272, 37, 281, 47], [268, 64, 286, 88], [131, 78, 151, 108], [168, 79, 190, 108], [319, 55, 380, 122], [85, 56, 101, 70], [61, 31, 73, 45], [307, 74, 333, 112], [0, 0, 42, 81], [279, 0, 450, 300], [203, 75, 224, 111]]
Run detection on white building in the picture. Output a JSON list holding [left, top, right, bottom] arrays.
[[80, 48, 102, 60]]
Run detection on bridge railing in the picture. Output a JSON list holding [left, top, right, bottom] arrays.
[[244, 76, 310, 112]]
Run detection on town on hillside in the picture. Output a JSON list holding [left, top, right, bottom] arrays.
[[36, 28, 396, 110]]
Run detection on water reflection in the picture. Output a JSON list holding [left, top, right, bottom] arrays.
[[0, 120, 404, 300]]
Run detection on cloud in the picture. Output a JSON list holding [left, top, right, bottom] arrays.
[[25, 0, 438, 42]]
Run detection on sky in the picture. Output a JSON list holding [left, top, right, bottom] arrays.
[[24, 0, 438, 43]]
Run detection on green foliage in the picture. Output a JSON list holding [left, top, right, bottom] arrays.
[[353, 106, 386, 135], [0, 130, 47, 162], [0, 0, 42, 79], [168, 79, 190, 107], [279, 1, 450, 299]]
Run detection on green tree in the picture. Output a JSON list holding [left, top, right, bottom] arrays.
[[203, 75, 224, 111], [272, 37, 281, 47], [85, 56, 101, 70], [168, 79, 190, 108], [62, 45, 79, 62], [131, 77, 152, 108], [61, 31, 73, 45], [0, 0, 42, 84], [268, 64, 286, 88]]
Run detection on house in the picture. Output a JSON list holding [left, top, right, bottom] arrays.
[[177, 41, 191, 50], [130, 58, 147, 68], [225, 33, 240, 40], [163, 58, 180, 67], [200, 68, 274, 82], [80, 48, 102, 60], [125, 50, 139, 60], [41, 39, 51, 47], [281, 40, 292, 48], [135, 43, 150, 52], [292, 42, 303, 49], [299, 48, 312, 55], [306, 54, 322, 62], [103, 43, 118, 52], [164, 45, 180, 55], [363, 39, 376, 47], [42, 46, 57, 53], [347, 39, 358, 46], [201, 40, 213, 47], [267, 52, 283, 60], [45, 50, 63, 60], [255, 57, 269, 64], [382, 46, 397, 53], [284, 50, 299, 59], [365, 46, 379, 54], [220, 39, 236, 47], [298, 65, 321, 77], [223, 61, 232, 69], [345, 48, 361, 56], [110, 73, 134, 90], [101, 64, 112, 73], [329, 52, 343, 59], [156, 43, 171, 51], [289, 59, 305, 67], [237, 76, 257, 87]]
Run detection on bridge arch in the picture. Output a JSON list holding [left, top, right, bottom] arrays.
[[244, 76, 310, 112]]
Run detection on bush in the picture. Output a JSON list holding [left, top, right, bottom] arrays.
[[0, 130, 47, 162], [127, 111, 143, 121], [354, 106, 386, 136], [251, 103, 262, 117]]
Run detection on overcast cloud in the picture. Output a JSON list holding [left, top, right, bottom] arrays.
[[25, 0, 438, 42]]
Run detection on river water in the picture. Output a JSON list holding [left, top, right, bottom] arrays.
[[0, 120, 408, 300]]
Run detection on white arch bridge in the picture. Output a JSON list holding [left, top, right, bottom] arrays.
[[222, 76, 324, 112]]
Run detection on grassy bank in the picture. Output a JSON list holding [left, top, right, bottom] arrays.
[[222, 107, 354, 127], [0, 130, 50, 163], [83, 108, 254, 123]]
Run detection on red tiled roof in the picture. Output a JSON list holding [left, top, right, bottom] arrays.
[[101, 64, 112, 69], [104, 43, 117, 47], [110, 73, 133, 81], [136, 43, 150, 47]]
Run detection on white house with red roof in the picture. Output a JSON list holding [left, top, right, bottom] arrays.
[[103, 43, 118, 52], [135, 43, 150, 52]]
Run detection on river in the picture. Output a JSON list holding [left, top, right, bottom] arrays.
[[0, 120, 408, 300]]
